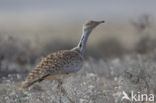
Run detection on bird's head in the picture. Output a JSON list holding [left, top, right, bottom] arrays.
[[83, 20, 104, 31]]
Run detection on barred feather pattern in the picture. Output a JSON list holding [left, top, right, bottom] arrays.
[[20, 48, 83, 90]]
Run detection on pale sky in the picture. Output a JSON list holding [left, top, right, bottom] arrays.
[[0, 0, 155, 24]]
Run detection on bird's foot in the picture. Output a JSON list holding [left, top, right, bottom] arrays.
[[56, 80, 74, 103]]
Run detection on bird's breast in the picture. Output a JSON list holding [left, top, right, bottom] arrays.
[[63, 60, 83, 73]]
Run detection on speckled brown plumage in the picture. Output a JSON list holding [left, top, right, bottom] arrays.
[[20, 20, 104, 90], [20, 48, 83, 90]]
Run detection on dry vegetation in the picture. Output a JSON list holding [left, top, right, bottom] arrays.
[[0, 15, 156, 103], [0, 57, 156, 103]]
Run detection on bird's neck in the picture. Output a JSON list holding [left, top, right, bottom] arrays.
[[77, 29, 92, 56]]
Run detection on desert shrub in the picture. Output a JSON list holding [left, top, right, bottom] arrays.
[[0, 56, 156, 103], [131, 14, 156, 54]]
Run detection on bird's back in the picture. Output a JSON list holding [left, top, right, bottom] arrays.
[[20, 48, 83, 90]]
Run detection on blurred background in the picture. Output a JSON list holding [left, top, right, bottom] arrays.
[[0, 1, 156, 102], [0, 0, 156, 75], [0, 0, 155, 75]]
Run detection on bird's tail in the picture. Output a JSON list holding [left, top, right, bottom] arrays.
[[19, 80, 35, 91]]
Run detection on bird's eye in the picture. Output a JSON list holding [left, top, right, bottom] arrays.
[[86, 22, 91, 25]]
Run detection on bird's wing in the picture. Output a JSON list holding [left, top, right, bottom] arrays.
[[20, 49, 82, 90]]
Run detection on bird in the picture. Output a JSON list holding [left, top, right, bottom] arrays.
[[19, 20, 104, 98]]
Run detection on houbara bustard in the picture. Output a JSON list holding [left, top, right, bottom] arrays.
[[20, 20, 104, 101]]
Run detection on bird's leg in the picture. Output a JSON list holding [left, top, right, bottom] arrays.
[[56, 79, 74, 103], [55, 79, 62, 103]]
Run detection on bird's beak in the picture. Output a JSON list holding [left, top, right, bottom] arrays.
[[95, 20, 105, 26]]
